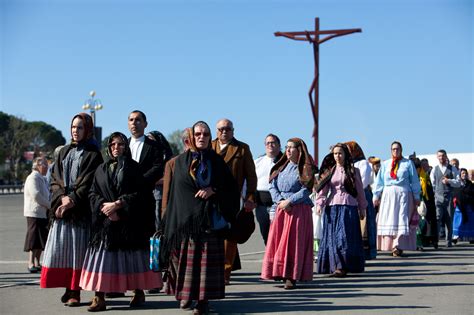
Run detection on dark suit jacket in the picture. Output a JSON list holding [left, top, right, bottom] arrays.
[[129, 136, 164, 235], [211, 137, 257, 202], [129, 136, 165, 190]]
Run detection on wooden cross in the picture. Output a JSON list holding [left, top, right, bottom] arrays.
[[275, 17, 361, 166]]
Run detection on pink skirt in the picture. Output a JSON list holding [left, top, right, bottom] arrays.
[[79, 242, 162, 292], [377, 225, 417, 251], [261, 204, 313, 281]]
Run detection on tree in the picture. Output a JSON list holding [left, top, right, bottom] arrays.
[[0, 112, 10, 164], [29, 121, 65, 156], [0, 111, 66, 181], [167, 129, 185, 156]]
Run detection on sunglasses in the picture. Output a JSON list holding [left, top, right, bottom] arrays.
[[217, 127, 233, 132], [194, 132, 210, 137]]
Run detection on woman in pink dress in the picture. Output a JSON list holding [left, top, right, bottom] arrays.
[[261, 138, 316, 290]]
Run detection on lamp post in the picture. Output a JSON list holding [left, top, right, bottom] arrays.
[[82, 90, 104, 146], [82, 90, 103, 126]]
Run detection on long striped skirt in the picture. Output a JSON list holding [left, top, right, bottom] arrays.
[[166, 232, 225, 301], [376, 186, 417, 251], [40, 220, 90, 290], [79, 242, 162, 292], [317, 204, 365, 274], [261, 204, 314, 281]]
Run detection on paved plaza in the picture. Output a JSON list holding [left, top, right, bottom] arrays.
[[1, 194, 473, 314]]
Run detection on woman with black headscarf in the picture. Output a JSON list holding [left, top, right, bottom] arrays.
[[315, 143, 367, 277], [161, 121, 239, 315], [40, 113, 103, 307], [79, 132, 162, 312]]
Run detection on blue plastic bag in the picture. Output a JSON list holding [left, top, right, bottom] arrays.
[[149, 232, 162, 272]]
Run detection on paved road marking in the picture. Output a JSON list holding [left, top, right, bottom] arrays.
[[239, 251, 264, 256], [0, 260, 27, 264], [0, 280, 39, 289]]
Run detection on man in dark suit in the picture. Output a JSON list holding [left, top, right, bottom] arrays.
[[106, 110, 164, 306], [211, 118, 257, 285]]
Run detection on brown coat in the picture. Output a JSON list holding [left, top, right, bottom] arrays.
[[211, 138, 257, 202], [160, 156, 177, 220]]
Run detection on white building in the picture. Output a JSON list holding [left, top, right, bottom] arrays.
[[416, 152, 474, 171]]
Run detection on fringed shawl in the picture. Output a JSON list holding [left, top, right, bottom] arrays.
[[161, 150, 239, 265]]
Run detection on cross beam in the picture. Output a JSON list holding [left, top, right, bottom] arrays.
[[275, 18, 361, 166]]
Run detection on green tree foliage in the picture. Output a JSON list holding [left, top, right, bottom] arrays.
[[0, 111, 66, 181]]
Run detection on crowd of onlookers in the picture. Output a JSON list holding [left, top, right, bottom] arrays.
[[22, 110, 474, 314]]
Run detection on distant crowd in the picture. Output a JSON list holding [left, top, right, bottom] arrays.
[[22, 110, 474, 314]]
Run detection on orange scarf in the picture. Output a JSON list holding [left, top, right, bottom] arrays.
[[390, 157, 401, 179]]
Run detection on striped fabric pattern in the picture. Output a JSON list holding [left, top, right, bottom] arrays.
[[40, 220, 90, 290], [79, 242, 163, 292], [166, 233, 225, 301]]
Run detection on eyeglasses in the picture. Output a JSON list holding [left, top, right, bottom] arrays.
[[285, 145, 298, 150], [265, 141, 277, 146], [194, 132, 210, 137], [217, 127, 233, 132]]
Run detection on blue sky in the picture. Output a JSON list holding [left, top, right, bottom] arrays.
[[1, 0, 472, 164]]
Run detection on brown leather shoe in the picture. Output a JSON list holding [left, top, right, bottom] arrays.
[[65, 290, 81, 307], [180, 300, 192, 310], [392, 248, 403, 257], [333, 269, 347, 278], [284, 279, 296, 290], [87, 296, 106, 312], [129, 289, 145, 307]]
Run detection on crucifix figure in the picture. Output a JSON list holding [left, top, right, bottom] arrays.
[[275, 17, 361, 166]]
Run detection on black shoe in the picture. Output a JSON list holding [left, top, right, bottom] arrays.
[[129, 290, 145, 307], [193, 301, 209, 315], [28, 266, 38, 273], [147, 287, 162, 294], [105, 292, 125, 298], [60, 289, 71, 303]]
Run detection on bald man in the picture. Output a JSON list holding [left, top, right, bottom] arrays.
[[211, 118, 257, 285]]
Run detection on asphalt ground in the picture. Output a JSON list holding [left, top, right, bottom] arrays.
[[1, 194, 473, 314]]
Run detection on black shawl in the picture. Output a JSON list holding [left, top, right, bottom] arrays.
[[161, 150, 239, 260], [88, 155, 149, 251]]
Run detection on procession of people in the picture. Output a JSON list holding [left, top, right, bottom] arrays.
[[21, 111, 474, 314]]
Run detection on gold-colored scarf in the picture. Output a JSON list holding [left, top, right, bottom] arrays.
[[418, 168, 429, 200]]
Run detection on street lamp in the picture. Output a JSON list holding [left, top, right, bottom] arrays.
[[82, 90, 103, 126], [82, 90, 104, 146]]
